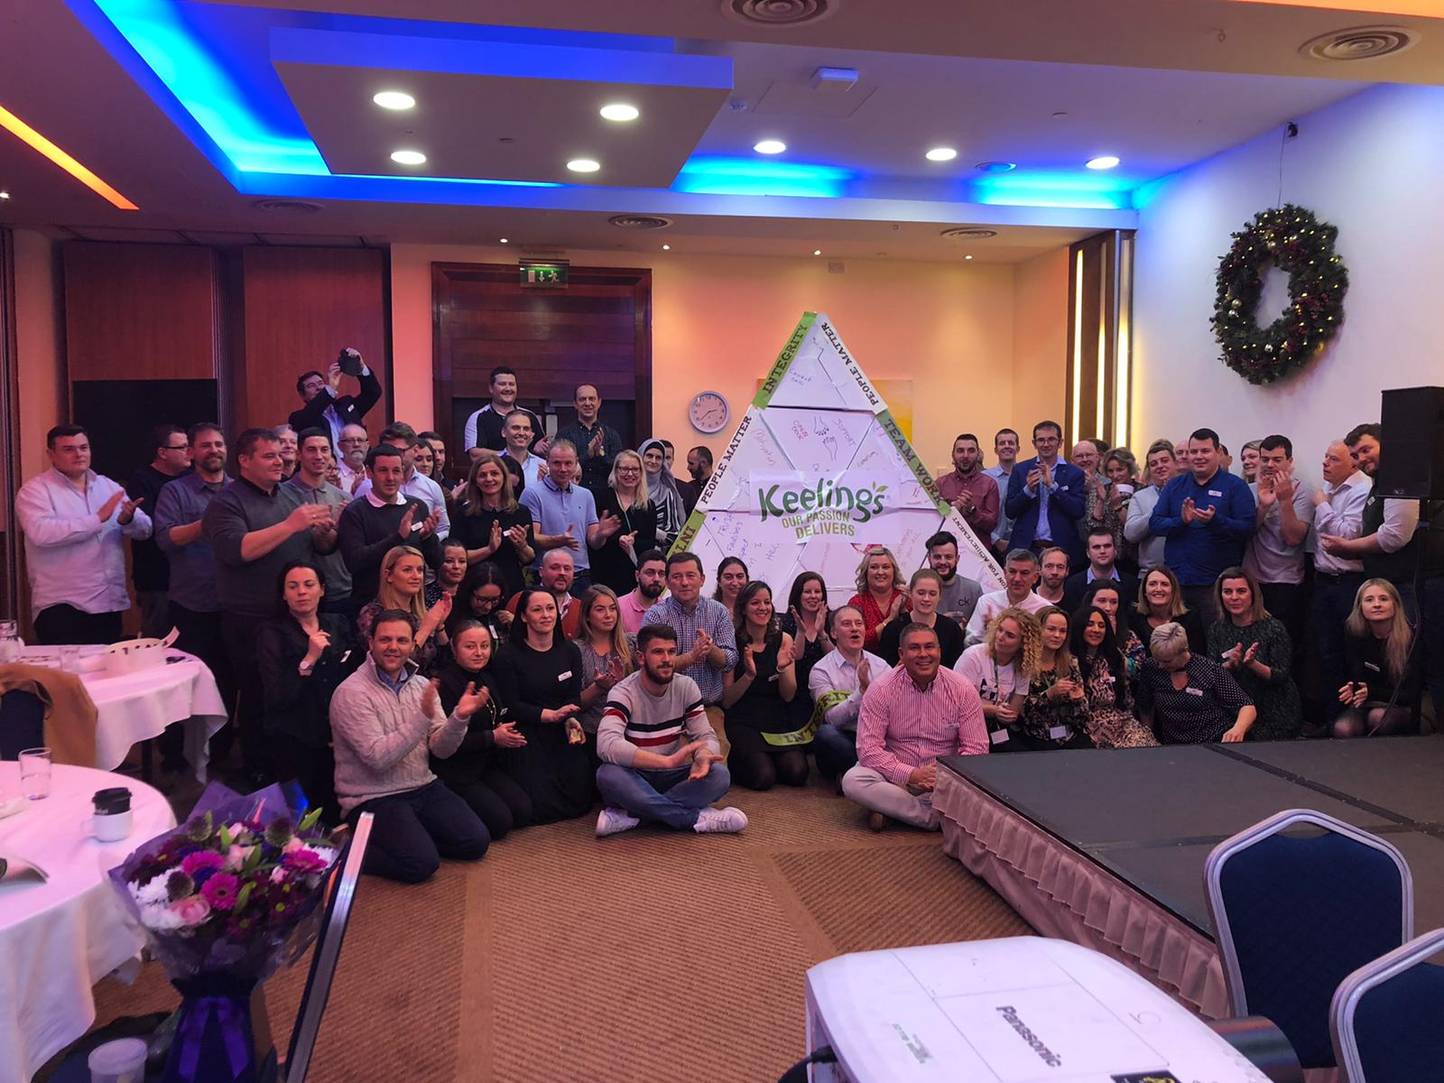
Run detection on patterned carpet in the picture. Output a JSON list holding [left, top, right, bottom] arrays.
[[87, 780, 1030, 1081]]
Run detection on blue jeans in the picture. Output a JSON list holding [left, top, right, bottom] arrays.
[[595, 763, 731, 830], [812, 724, 858, 779]]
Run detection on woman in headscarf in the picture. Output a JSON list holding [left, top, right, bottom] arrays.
[[638, 438, 685, 549]]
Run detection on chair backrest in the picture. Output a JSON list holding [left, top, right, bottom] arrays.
[[284, 811, 373, 1083], [1331, 927, 1444, 1083], [1204, 809, 1412, 1069], [0, 690, 46, 759]]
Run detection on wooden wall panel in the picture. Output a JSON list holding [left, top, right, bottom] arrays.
[[240, 247, 390, 436], [63, 242, 218, 381]]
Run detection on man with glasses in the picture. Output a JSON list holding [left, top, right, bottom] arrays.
[[1004, 420, 1086, 567], [336, 423, 370, 495], [17, 425, 151, 644], [126, 424, 193, 639]]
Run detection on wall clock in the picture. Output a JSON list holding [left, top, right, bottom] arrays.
[[688, 390, 731, 434]]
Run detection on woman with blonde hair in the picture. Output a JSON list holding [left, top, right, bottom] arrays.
[[1207, 566, 1301, 741], [356, 545, 451, 672], [1016, 605, 1092, 749], [847, 545, 907, 651], [573, 584, 636, 746], [1336, 578, 1419, 738], [452, 449, 535, 598], [1137, 621, 1255, 744], [591, 449, 657, 594], [953, 606, 1039, 751]]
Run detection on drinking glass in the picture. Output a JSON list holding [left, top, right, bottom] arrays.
[[18, 747, 52, 800], [60, 645, 81, 672]]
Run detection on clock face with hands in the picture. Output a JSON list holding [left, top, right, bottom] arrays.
[[688, 391, 731, 434]]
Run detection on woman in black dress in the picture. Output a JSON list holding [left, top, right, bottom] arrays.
[[448, 560, 512, 646], [493, 589, 592, 822], [722, 580, 807, 790], [1015, 606, 1093, 750], [431, 621, 533, 840], [590, 449, 658, 595], [1207, 566, 1302, 741], [451, 450, 536, 599], [258, 560, 360, 824], [878, 569, 965, 667], [1137, 621, 1256, 744], [778, 571, 832, 711], [1133, 566, 1207, 666], [1335, 578, 1420, 738]]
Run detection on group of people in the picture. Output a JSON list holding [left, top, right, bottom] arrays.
[[14, 352, 1439, 879]]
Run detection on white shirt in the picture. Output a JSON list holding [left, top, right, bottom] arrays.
[[338, 460, 365, 496], [807, 648, 888, 733], [1312, 471, 1372, 575], [953, 642, 1022, 705], [15, 468, 153, 617], [352, 470, 450, 540], [505, 449, 546, 491], [317, 364, 370, 449], [965, 589, 1049, 645]]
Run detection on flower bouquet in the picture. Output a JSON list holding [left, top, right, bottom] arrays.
[[109, 783, 342, 1083]]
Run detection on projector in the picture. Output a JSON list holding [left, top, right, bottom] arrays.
[[803, 938, 1271, 1082]]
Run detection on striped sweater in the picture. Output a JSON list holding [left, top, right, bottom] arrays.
[[597, 671, 719, 768]]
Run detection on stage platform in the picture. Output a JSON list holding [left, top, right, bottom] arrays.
[[935, 736, 1444, 1020]]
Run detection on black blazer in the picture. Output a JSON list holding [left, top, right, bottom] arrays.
[[257, 613, 360, 747], [1063, 571, 1138, 615], [288, 368, 383, 435]]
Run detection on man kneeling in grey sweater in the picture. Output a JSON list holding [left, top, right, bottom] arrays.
[[595, 624, 748, 837], [330, 609, 490, 882]]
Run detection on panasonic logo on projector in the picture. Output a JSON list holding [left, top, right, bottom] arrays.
[[995, 1005, 1064, 1068]]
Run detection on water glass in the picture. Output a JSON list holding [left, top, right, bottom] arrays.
[[18, 747, 52, 800], [60, 645, 81, 672]]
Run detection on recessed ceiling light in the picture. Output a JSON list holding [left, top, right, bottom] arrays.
[[599, 103, 640, 122], [1085, 155, 1120, 170], [390, 149, 426, 166], [661, 243, 671, 251], [925, 146, 958, 162], [812, 249, 822, 256], [567, 158, 601, 173], [372, 90, 415, 111], [753, 139, 787, 155], [964, 254, 974, 260], [0, 190, 9, 200], [499, 238, 509, 244]]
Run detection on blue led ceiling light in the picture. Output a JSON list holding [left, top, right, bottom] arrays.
[[973, 169, 1132, 211], [673, 156, 854, 199]]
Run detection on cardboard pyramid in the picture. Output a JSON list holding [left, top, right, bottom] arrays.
[[674, 312, 1005, 607]]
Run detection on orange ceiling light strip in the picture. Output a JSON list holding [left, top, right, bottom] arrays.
[[1231, 0, 1444, 15], [0, 104, 138, 210]]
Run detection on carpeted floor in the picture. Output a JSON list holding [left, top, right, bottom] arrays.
[[87, 780, 1030, 1081]]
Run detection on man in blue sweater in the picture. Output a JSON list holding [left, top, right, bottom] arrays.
[[1150, 427, 1256, 623]]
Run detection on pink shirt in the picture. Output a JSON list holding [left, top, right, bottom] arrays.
[[856, 664, 989, 786], [618, 590, 653, 636]]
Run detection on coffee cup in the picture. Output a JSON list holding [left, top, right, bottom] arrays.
[[89, 787, 133, 842]]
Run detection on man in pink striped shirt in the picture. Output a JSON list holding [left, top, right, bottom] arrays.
[[843, 623, 989, 830]]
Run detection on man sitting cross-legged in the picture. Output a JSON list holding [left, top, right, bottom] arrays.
[[595, 624, 749, 836], [843, 623, 989, 831]]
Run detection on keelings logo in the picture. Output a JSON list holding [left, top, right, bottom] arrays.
[[757, 479, 889, 523]]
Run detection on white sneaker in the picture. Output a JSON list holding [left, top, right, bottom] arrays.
[[693, 806, 748, 834], [596, 807, 641, 837]]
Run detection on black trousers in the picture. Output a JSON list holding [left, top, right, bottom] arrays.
[[1312, 572, 1363, 721], [168, 603, 236, 767], [350, 780, 489, 883], [440, 768, 534, 840], [272, 740, 338, 827], [1181, 585, 1220, 627], [725, 722, 809, 791], [33, 605, 122, 646], [1259, 581, 1309, 650], [219, 611, 271, 776]]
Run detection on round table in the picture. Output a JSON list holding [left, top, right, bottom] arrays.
[[21, 647, 227, 781], [0, 763, 175, 1083]]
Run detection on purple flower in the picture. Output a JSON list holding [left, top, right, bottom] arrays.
[[180, 850, 225, 877], [281, 848, 328, 875], [201, 872, 241, 911]]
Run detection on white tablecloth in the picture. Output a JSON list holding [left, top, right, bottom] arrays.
[[0, 763, 176, 1082], [22, 648, 227, 781]]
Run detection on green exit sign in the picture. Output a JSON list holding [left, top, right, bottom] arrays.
[[520, 262, 568, 288]]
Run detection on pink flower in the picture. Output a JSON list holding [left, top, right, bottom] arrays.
[[180, 850, 225, 877], [270, 867, 288, 884], [282, 836, 305, 854], [169, 894, 212, 927], [225, 845, 250, 871], [281, 848, 328, 875], [201, 872, 241, 911]]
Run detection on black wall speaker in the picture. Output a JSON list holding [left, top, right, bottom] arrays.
[[1377, 386, 1444, 500]]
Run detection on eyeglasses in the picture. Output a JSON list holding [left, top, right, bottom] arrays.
[[163, 445, 189, 452]]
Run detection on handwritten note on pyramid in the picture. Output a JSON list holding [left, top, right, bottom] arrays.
[[675, 312, 1004, 605]]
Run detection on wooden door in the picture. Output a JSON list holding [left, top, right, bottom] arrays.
[[431, 263, 651, 453]]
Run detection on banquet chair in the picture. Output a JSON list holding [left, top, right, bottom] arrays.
[[1330, 927, 1444, 1083], [1205, 809, 1412, 1070], [0, 689, 45, 759], [281, 810, 374, 1083]]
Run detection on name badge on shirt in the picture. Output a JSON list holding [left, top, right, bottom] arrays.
[[1058, 485, 1069, 491], [557, 670, 573, 682], [768, 672, 780, 682], [1364, 661, 1381, 672], [1208, 490, 1223, 498], [1184, 686, 1204, 697], [1047, 725, 1070, 740], [990, 729, 1010, 745]]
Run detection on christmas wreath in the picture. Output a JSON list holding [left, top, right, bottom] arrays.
[[1211, 203, 1348, 385]]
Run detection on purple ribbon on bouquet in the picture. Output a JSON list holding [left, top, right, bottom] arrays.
[[166, 976, 264, 1083]]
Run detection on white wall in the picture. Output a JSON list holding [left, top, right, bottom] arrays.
[[1133, 83, 1444, 468]]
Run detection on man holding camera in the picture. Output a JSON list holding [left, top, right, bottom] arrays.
[[290, 347, 383, 452]]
